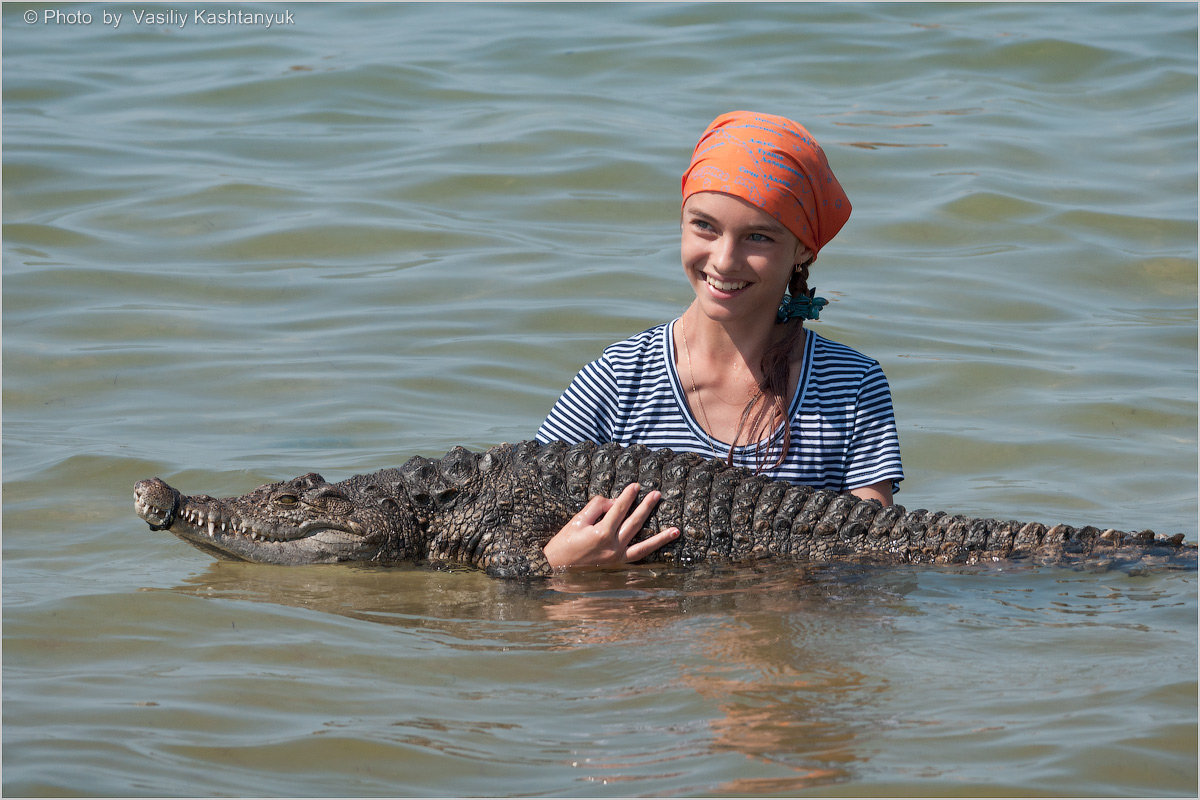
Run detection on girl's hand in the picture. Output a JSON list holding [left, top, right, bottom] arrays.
[[543, 482, 680, 569]]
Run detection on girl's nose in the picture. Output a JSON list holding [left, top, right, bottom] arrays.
[[709, 234, 738, 272]]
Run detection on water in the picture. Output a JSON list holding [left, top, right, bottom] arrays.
[[4, 2, 1196, 796]]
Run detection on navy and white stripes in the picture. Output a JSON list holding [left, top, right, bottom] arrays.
[[536, 321, 904, 493]]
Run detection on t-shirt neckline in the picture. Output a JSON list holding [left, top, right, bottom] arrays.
[[663, 318, 814, 456]]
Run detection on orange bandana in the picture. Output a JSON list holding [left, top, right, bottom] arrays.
[[681, 111, 851, 256]]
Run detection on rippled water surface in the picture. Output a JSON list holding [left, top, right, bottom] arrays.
[[4, 2, 1196, 796]]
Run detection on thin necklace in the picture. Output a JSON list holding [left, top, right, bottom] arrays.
[[678, 317, 719, 457], [679, 317, 785, 460]]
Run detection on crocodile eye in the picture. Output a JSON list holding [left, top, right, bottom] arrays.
[[274, 494, 299, 506]]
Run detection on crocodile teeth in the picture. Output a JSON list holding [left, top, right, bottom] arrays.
[[172, 504, 292, 543]]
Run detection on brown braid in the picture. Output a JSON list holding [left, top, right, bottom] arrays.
[[726, 259, 814, 471]]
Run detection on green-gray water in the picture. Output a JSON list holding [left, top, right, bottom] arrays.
[[4, 2, 1196, 796]]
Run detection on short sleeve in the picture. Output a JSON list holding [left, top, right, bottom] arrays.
[[535, 358, 618, 444], [842, 362, 905, 493]]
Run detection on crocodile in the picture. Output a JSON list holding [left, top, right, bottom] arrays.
[[134, 440, 1196, 577]]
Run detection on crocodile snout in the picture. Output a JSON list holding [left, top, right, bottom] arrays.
[[134, 478, 180, 531]]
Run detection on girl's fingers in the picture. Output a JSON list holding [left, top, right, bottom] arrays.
[[617, 488, 662, 543], [601, 483, 640, 529], [575, 493, 612, 526], [624, 527, 680, 562]]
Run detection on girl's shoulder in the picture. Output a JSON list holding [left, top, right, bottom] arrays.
[[807, 330, 882, 371], [598, 321, 671, 362]]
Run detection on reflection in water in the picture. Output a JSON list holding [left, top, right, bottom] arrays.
[[166, 561, 918, 791]]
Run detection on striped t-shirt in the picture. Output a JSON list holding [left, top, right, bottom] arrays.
[[536, 321, 904, 493]]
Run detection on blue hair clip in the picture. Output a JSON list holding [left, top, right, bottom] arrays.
[[776, 291, 827, 322]]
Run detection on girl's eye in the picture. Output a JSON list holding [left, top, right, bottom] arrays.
[[748, 232, 774, 243]]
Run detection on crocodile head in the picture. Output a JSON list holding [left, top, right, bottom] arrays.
[[134, 472, 421, 565]]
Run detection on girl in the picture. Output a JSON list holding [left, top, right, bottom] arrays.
[[537, 111, 904, 569]]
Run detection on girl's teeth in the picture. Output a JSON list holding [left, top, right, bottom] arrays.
[[707, 276, 748, 291]]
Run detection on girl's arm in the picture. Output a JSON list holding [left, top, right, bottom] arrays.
[[850, 479, 893, 507]]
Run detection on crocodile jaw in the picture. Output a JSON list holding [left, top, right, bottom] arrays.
[[134, 478, 373, 565]]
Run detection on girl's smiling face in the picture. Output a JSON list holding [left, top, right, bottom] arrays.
[[680, 191, 812, 325]]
